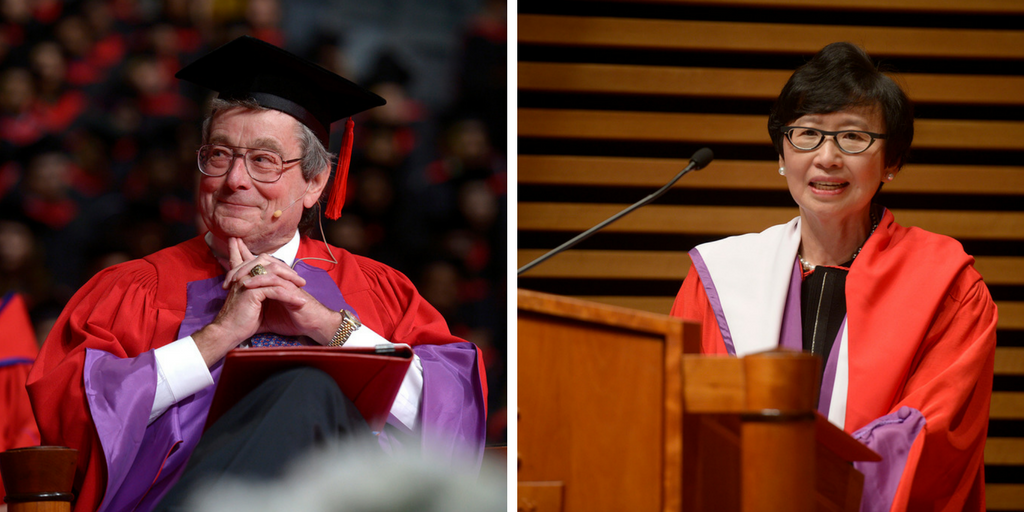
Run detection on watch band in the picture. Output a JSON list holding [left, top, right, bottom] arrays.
[[329, 310, 361, 347]]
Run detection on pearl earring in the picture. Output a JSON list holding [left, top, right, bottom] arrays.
[[887, 172, 895, 181], [779, 167, 786, 176]]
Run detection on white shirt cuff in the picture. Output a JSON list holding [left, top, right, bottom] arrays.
[[150, 337, 215, 424], [343, 327, 423, 431]]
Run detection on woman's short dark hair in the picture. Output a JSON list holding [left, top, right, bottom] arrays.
[[768, 42, 914, 170]]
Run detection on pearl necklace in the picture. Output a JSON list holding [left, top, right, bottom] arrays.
[[799, 212, 879, 273]]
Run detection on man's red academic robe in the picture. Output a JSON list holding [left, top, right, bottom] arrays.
[[27, 236, 486, 512]]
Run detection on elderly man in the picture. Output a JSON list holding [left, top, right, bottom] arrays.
[[26, 37, 486, 512]]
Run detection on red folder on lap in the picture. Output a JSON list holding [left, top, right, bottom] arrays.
[[205, 344, 414, 432]]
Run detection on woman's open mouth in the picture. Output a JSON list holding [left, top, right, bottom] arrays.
[[810, 181, 849, 191]]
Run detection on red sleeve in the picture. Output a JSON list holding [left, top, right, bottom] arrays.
[[26, 262, 173, 512], [895, 271, 995, 510], [851, 266, 995, 512], [352, 256, 488, 409], [670, 262, 729, 355], [358, 259, 463, 347]]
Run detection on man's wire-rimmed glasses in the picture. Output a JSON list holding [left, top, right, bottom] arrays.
[[782, 126, 887, 155], [197, 144, 302, 183]]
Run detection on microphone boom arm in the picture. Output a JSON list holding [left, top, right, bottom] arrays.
[[517, 148, 713, 276]]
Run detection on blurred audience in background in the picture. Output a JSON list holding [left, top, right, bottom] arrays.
[[0, 0, 506, 445]]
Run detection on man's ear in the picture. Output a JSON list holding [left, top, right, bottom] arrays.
[[304, 167, 330, 208]]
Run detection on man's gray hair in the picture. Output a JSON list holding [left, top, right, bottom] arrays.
[[202, 98, 334, 182]]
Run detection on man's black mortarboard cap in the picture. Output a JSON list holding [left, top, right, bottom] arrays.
[[174, 36, 385, 147]]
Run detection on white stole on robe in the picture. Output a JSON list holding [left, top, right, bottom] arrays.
[[692, 216, 850, 428]]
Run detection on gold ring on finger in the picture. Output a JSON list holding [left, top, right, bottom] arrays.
[[249, 264, 268, 277]]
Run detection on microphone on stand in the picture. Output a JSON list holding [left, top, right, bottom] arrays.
[[517, 147, 714, 276]]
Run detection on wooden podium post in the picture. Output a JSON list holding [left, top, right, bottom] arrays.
[[0, 446, 77, 512], [518, 288, 696, 512], [517, 289, 879, 512]]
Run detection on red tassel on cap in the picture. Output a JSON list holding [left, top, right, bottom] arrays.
[[325, 118, 354, 220]]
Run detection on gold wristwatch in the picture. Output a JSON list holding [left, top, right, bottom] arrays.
[[329, 310, 361, 347]]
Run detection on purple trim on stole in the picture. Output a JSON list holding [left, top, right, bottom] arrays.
[[375, 342, 487, 472], [177, 274, 226, 340], [852, 407, 926, 512], [85, 261, 355, 512], [688, 248, 735, 355], [816, 317, 846, 418], [177, 261, 355, 337], [291, 261, 357, 315], [83, 349, 161, 510], [84, 347, 220, 512], [778, 260, 803, 351], [416, 342, 487, 469]]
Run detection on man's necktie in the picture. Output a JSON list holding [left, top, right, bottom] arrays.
[[248, 333, 302, 347]]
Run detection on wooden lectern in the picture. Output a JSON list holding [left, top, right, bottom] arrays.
[[517, 289, 879, 512]]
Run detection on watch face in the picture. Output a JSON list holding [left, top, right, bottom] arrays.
[[344, 309, 361, 327]]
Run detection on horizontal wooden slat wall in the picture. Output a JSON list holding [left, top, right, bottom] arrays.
[[517, 0, 1024, 509]]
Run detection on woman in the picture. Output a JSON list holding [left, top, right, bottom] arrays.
[[671, 42, 997, 511]]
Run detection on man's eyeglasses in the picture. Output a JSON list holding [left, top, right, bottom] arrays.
[[782, 126, 887, 155], [197, 144, 302, 183]]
